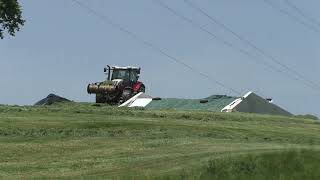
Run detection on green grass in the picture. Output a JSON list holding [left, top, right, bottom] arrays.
[[0, 102, 319, 179], [178, 149, 320, 180]]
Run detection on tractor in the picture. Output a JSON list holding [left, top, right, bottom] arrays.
[[87, 65, 146, 104]]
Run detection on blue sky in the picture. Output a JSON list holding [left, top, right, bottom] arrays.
[[1, 0, 319, 116]]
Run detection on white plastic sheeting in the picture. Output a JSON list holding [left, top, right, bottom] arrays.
[[119, 92, 153, 108], [221, 91, 252, 112], [128, 98, 153, 107]]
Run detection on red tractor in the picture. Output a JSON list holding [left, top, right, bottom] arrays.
[[87, 65, 146, 104]]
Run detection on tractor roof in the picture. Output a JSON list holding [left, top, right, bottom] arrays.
[[109, 66, 140, 70]]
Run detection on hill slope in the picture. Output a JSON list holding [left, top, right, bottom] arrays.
[[0, 103, 319, 179]]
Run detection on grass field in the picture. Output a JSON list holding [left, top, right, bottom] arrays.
[[0, 102, 320, 179]]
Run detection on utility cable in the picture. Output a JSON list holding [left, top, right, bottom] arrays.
[[183, 0, 320, 90], [261, 0, 320, 33], [152, 0, 280, 73], [153, 0, 320, 91], [283, 0, 320, 29], [70, 0, 242, 96]]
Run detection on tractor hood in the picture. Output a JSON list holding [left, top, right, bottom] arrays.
[[111, 79, 123, 87], [99, 79, 123, 87]]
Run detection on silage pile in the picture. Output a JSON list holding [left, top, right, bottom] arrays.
[[34, 94, 71, 106]]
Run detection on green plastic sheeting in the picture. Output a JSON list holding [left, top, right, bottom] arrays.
[[146, 95, 237, 112]]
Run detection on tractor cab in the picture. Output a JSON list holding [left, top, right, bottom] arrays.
[[104, 66, 141, 83]]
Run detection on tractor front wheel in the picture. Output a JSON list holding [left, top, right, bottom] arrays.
[[119, 88, 133, 104], [96, 94, 106, 103]]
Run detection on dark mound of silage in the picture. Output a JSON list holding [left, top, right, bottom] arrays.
[[34, 94, 71, 106]]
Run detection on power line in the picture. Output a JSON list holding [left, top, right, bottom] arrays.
[[152, 0, 320, 91], [182, 0, 320, 90], [261, 0, 320, 33], [152, 0, 280, 72], [283, 0, 320, 28], [70, 0, 242, 96]]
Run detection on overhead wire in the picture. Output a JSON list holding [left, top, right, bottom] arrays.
[[152, 0, 320, 92], [152, 0, 281, 72], [182, 0, 320, 90], [70, 0, 242, 96], [283, 0, 320, 28], [261, 0, 320, 33]]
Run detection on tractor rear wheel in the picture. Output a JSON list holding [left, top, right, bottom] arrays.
[[139, 85, 146, 93]]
